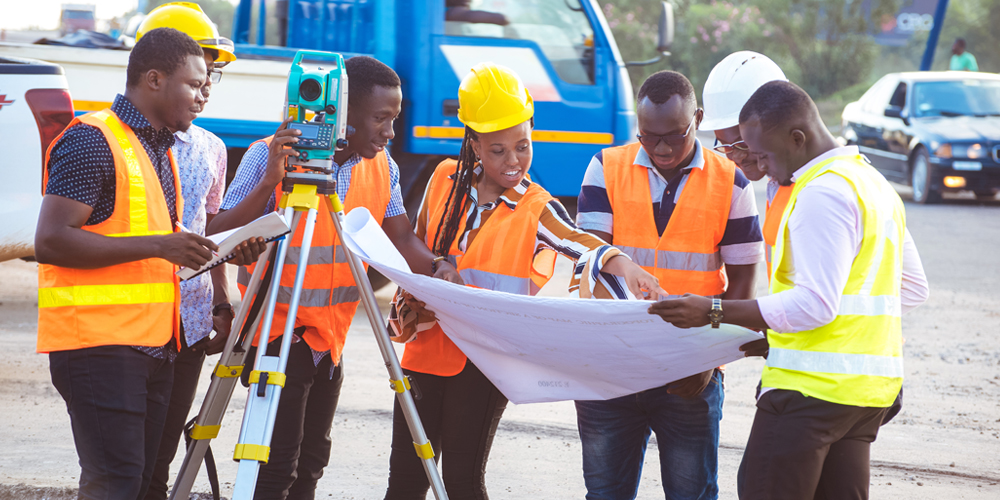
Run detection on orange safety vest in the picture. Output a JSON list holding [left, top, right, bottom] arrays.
[[762, 183, 793, 281], [601, 142, 734, 298], [37, 109, 182, 353], [401, 159, 555, 376], [236, 136, 390, 363]]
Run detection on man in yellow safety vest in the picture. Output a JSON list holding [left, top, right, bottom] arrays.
[[648, 80, 929, 500]]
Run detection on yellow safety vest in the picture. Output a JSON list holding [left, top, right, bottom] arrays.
[[762, 154, 906, 408]]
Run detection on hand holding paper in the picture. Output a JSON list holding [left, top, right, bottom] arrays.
[[340, 208, 764, 404]]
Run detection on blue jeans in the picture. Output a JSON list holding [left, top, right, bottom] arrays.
[[575, 370, 724, 500]]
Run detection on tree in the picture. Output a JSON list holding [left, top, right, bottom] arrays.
[[600, 0, 899, 100]]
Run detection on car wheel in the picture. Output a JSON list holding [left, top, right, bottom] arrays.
[[910, 148, 940, 204], [974, 190, 996, 201]]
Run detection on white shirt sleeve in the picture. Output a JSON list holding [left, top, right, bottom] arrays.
[[900, 228, 929, 314], [756, 174, 861, 333]]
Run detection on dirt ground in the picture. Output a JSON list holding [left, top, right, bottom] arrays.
[[1, 182, 998, 499]]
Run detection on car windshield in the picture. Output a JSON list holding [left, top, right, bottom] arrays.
[[912, 80, 1000, 118], [447, 0, 596, 85]]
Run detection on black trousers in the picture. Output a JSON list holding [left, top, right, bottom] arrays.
[[242, 339, 344, 500], [144, 339, 206, 500], [384, 361, 508, 500], [737, 389, 888, 500], [50, 345, 175, 500]]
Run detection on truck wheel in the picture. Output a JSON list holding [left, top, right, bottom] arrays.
[[910, 148, 940, 204]]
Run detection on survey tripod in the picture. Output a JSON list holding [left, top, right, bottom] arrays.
[[168, 160, 448, 500]]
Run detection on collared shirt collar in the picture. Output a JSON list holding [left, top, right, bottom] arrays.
[[790, 145, 861, 183], [633, 139, 706, 173], [110, 94, 176, 151], [449, 164, 532, 210]]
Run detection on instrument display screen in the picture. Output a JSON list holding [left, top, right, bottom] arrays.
[[290, 123, 320, 139]]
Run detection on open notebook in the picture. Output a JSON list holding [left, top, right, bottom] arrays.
[[176, 212, 291, 281]]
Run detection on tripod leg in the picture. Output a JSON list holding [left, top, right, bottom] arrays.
[[327, 198, 449, 500], [168, 242, 277, 500], [232, 207, 320, 499]]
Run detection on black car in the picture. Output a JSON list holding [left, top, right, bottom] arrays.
[[841, 71, 1000, 203]]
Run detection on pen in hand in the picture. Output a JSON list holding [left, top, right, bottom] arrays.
[[175, 221, 220, 259]]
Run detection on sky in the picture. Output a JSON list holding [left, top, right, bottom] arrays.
[[0, 0, 237, 31]]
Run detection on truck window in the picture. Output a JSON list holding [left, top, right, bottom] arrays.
[[63, 11, 95, 20], [446, 0, 596, 85]]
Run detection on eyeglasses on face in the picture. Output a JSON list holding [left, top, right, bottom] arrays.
[[712, 138, 749, 154], [209, 69, 223, 85], [636, 111, 699, 149]]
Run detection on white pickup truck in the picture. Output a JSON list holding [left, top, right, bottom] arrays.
[[0, 56, 74, 262]]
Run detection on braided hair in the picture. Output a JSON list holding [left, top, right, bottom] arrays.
[[431, 126, 480, 257], [430, 118, 535, 257]]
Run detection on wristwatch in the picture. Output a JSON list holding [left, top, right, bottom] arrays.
[[213, 303, 234, 316], [708, 298, 723, 329]]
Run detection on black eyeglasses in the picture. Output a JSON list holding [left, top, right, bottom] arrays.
[[636, 112, 698, 149], [713, 138, 749, 155]]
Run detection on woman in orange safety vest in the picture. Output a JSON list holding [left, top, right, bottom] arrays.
[[382, 63, 664, 499]]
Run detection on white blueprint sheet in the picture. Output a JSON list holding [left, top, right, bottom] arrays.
[[340, 208, 764, 404]]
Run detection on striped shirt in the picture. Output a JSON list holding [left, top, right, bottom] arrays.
[[415, 166, 628, 298], [220, 141, 406, 369], [577, 139, 764, 266]]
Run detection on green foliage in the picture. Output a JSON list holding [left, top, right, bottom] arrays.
[[600, 0, 898, 100], [898, 0, 1000, 74]]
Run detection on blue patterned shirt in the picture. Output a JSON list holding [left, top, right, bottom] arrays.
[[174, 125, 228, 346]]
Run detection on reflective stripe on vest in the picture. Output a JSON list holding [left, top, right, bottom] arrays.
[[37, 109, 181, 353], [763, 154, 906, 408], [602, 143, 734, 298], [39, 282, 175, 308], [767, 347, 904, 378], [400, 159, 554, 377], [237, 135, 390, 361], [459, 268, 531, 295], [613, 245, 721, 273]]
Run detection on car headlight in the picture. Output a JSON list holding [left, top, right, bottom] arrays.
[[937, 143, 985, 159]]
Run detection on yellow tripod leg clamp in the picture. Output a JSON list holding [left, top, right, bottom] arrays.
[[233, 443, 270, 463], [214, 363, 244, 379], [284, 183, 321, 211], [328, 193, 344, 213], [248, 370, 287, 388], [390, 377, 411, 393], [413, 441, 435, 460], [189, 424, 221, 440]]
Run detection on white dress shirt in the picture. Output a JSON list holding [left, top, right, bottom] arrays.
[[756, 146, 929, 333]]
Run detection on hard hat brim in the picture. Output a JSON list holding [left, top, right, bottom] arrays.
[[197, 37, 237, 63], [699, 113, 740, 132], [461, 105, 534, 134]]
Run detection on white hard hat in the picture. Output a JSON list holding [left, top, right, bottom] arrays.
[[701, 51, 787, 131]]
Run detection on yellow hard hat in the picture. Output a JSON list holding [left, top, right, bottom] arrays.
[[137, 2, 237, 64], [457, 62, 534, 134]]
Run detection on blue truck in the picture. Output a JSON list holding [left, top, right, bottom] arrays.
[[227, 0, 669, 208]]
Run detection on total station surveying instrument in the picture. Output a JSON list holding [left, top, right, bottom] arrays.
[[168, 50, 448, 500]]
